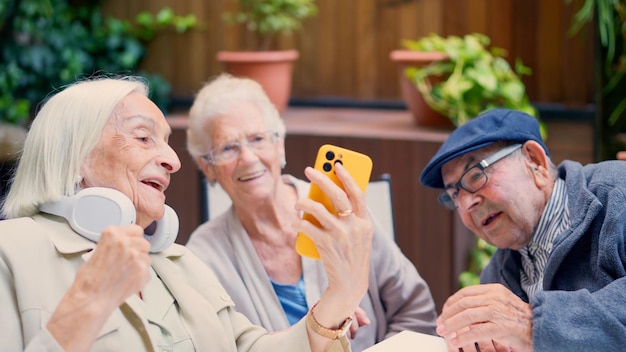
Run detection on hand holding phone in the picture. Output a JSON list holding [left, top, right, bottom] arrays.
[[295, 144, 373, 259]]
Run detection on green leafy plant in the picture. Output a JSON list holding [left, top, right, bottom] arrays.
[[565, 0, 626, 126], [458, 238, 497, 288], [0, 0, 197, 127], [223, 0, 318, 51], [402, 33, 539, 127]]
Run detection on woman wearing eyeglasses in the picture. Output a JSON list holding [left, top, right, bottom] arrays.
[[184, 74, 437, 352]]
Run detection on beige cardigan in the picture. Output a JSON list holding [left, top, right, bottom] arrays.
[[0, 213, 349, 351], [186, 175, 438, 352]]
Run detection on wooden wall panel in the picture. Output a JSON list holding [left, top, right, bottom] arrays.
[[376, 1, 402, 99], [102, 0, 594, 109], [537, 0, 565, 102], [488, 0, 513, 51], [467, 0, 488, 35], [355, 0, 377, 98], [312, 0, 340, 97], [561, 1, 595, 107]]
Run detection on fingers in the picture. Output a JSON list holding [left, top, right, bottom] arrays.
[[353, 306, 371, 327], [296, 163, 373, 253], [438, 284, 506, 331], [75, 224, 151, 308], [296, 164, 373, 303], [445, 338, 461, 352], [303, 163, 367, 218], [347, 307, 371, 339], [347, 313, 357, 339], [332, 162, 368, 215], [492, 340, 513, 352], [437, 284, 532, 352], [297, 164, 372, 241]]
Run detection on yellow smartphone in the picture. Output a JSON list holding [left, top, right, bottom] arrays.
[[295, 144, 373, 259]]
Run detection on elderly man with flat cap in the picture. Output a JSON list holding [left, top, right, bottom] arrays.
[[420, 108, 626, 352]]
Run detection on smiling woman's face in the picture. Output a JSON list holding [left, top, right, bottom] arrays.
[[201, 102, 285, 206], [81, 92, 181, 227]]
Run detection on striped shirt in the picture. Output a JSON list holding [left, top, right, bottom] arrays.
[[518, 178, 570, 299]]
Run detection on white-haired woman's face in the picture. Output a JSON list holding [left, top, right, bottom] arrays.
[[82, 92, 181, 227], [202, 102, 285, 207]]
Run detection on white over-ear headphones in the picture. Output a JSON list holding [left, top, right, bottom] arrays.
[[39, 187, 178, 253]]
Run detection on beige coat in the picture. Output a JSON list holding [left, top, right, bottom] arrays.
[[0, 214, 349, 351]]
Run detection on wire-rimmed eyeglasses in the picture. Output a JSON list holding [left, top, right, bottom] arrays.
[[438, 143, 522, 210], [202, 130, 280, 165]]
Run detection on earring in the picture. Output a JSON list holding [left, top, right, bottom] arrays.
[[280, 160, 286, 169]]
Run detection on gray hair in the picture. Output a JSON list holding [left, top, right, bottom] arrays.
[[186, 73, 286, 163], [1, 77, 149, 219]]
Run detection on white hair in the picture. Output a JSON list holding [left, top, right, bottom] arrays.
[[186, 73, 286, 163], [1, 77, 149, 219]]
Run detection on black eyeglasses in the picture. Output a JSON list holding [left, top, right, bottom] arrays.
[[438, 144, 522, 210]]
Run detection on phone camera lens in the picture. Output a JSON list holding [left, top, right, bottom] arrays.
[[323, 162, 332, 172], [335, 160, 343, 166], [325, 151, 335, 161]]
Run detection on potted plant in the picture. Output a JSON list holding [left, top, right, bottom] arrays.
[[389, 49, 453, 128], [217, 0, 318, 113], [0, 0, 196, 198], [391, 33, 539, 128]]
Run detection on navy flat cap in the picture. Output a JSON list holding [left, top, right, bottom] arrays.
[[420, 108, 548, 189]]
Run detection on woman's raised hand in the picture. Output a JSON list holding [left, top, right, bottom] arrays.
[[295, 162, 374, 316]]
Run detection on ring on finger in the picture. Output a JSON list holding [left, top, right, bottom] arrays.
[[337, 209, 353, 217]]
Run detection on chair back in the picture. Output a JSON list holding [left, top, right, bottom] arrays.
[[202, 174, 395, 239]]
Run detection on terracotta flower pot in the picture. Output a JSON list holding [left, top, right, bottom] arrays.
[[217, 50, 299, 114], [389, 50, 454, 129]]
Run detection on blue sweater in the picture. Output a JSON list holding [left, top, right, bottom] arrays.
[[481, 160, 626, 351]]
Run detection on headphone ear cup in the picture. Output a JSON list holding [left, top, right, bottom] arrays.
[[39, 187, 136, 242], [144, 204, 179, 253], [39, 187, 177, 253]]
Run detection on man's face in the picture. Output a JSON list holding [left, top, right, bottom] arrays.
[[441, 144, 547, 250]]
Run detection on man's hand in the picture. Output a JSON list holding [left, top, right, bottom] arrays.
[[437, 284, 533, 352]]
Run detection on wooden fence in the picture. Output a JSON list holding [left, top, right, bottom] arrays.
[[103, 0, 594, 108]]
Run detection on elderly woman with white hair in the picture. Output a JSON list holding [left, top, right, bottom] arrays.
[[0, 76, 372, 351], [185, 74, 438, 352]]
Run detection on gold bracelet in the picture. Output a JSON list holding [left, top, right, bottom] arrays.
[[306, 301, 353, 340]]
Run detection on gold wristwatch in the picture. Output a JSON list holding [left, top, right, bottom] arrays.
[[306, 301, 353, 340]]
